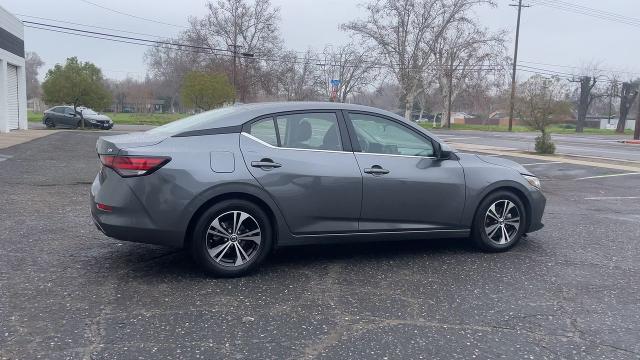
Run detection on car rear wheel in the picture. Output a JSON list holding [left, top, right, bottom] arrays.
[[44, 118, 55, 128], [471, 190, 527, 252], [190, 199, 273, 277]]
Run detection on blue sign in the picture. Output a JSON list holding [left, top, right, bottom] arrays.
[[330, 79, 341, 87]]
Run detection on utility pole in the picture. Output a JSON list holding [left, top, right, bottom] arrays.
[[507, 0, 530, 131]]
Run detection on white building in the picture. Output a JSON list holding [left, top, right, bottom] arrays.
[[0, 5, 26, 133]]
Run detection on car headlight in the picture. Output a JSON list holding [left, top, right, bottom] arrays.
[[522, 174, 541, 189]]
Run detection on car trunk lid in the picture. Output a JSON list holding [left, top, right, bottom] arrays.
[[96, 132, 168, 155]]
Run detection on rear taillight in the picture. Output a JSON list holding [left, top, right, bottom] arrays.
[[99, 155, 171, 177]]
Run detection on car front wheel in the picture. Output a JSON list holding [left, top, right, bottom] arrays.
[[190, 199, 273, 277], [44, 118, 55, 128], [471, 190, 527, 252]]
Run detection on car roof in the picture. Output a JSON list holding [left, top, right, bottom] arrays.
[[193, 101, 410, 128]]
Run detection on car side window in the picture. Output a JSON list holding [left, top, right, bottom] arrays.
[[64, 108, 76, 116], [248, 118, 278, 146], [53, 107, 64, 114], [275, 113, 342, 151], [349, 113, 434, 157]]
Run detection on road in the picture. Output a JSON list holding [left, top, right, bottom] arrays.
[[1, 131, 639, 359], [431, 129, 640, 162]]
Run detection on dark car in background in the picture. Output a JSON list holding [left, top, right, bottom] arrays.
[[43, 106, 113, 130], [91, 102, 545, 277]]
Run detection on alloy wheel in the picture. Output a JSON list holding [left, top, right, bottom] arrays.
[[206, 211, 262, 267], [484, 200, 520, 245]]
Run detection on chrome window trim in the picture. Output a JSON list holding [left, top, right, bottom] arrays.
[[241, 132, 352, 154], [243, 132, 437, 160], [356, 152, 437, 160]]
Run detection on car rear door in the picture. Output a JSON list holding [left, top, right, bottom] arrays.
[[240, 111, 362, 235], [345, 111, 466, 231]]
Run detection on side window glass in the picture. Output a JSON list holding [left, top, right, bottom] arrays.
[[275, 113, 342, 151], [54, 107, 64, 114], [349, 113, 434, 157], [248, 118, 278, 146], [64, 108, 76, 116]]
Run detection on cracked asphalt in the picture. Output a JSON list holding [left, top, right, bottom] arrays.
[[1, 131, 639, 359]]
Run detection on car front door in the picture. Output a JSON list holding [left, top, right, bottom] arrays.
[[61, 107, 78, 127], [240, 111, 362, 235], [345, 111, 466, 232]]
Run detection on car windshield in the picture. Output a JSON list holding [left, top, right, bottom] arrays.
[[146, 107, 239, 135], [80, 108, 98, 115]]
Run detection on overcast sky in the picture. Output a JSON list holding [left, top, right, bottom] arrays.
[[4, 0, 640, 81]]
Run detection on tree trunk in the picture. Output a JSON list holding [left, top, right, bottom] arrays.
[[576, 77, 592, 133], [73, 101, 84, 129], [617, 83, 638, 133], [404, 92, 415, 121]]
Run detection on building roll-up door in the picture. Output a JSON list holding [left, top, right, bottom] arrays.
[[7, 64, 19, 130]]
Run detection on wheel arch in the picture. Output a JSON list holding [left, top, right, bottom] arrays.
[[470, 184, 532, 232], [182, 185, 290, 249]]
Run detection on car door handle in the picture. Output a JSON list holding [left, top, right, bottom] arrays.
[[251, 159, 281, 169], [364, 165, 389, 175]]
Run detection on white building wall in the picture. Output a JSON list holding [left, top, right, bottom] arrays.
[[0, 4, 26, 133]]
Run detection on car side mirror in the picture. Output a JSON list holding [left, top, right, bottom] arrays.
[[434, 142, 452, 160]]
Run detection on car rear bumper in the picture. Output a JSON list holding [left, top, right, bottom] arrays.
[[90, 171, 184, 247]]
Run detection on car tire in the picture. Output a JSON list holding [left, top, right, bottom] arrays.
[[44, 117, 55, 128], [190, 199, 273, 277], [471, 190, 527, 252]]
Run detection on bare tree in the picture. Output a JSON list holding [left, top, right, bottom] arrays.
[[571, 63, 608, 132], [318, 43, 379, 102], [430, 22, 506, 127], [616, 82, 639, 133], [276, 50, 323, 101], [195, 0, 282, 102], [516, 75, 571, 153], [25, 52, 45, 100], [344, 0, 494, 120]]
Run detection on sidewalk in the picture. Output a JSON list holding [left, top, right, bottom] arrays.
[[0, 130, 59, 150]]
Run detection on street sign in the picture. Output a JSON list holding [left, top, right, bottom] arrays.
[[330, 79, 341, 87]]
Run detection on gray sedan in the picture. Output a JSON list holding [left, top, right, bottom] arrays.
[[90, 102, 545, 277]]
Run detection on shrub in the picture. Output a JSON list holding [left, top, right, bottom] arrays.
[[535, 133, 556, 154]]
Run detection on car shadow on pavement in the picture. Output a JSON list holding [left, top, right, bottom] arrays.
[[103, 237, 478, 279]]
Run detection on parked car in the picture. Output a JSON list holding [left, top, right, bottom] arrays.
[[90, 102, 545, 277], [43, 106, 113, 130]]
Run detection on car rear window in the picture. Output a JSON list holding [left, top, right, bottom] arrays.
[[146, 107, 240, 136]]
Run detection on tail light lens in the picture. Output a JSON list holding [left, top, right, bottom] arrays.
[[100, 155, 171, 177]]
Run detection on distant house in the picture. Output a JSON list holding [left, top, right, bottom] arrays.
[[593, 117, 636, 131]]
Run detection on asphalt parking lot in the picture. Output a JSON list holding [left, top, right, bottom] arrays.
[[1, 131, 639, 359]]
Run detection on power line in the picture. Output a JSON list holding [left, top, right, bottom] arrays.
[[23, 21, 506, 71], [529, 0, 640, 28], [22, 21, 232, 54], [519, 60, 640, 78], [78, 0, 187, 29], [16, 14, 172, 39]]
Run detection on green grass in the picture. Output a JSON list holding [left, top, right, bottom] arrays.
[[28, 110, 42, 123], [108, 112, 186, 125], [28, 111, 187, 126], [421, 123, 634, 135]]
